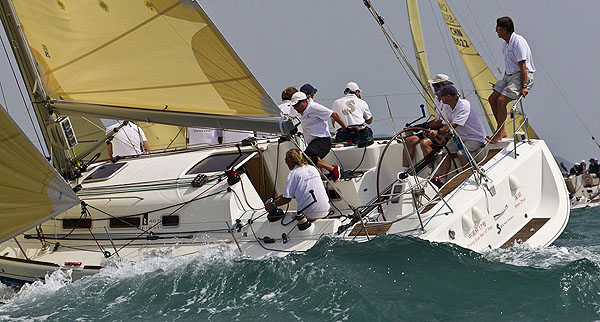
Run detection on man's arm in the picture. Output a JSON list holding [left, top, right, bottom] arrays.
[[143, 140, 150, 154], [365, 116, 373, 124], [331, 112, 347, 129], [265, 194, 292, 211], [518, 60, 529, 97]]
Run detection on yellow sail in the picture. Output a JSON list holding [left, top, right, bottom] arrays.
[[69, 116, 110, 161], [138, 122, 185, 151], [0, 107, 79, 243], [9, 0, 290, 133], [406, 0, 435, 117], [436, 0, 537, 138]]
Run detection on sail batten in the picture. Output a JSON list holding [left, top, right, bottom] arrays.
[[10, 0, 289, 133]]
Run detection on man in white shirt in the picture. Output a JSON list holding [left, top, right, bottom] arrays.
[[106, 120, 149, 159], [432, 85, 486, 182], [185, 127, 223, 146], [264, 149, 330, 220], [278, 86, 302, 133], [291, 90, 347, 181], [402, 74, 453, 172], [331, 81, 373, 145], [488, 16, 535, 143]]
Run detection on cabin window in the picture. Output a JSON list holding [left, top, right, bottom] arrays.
[[83, 163, 127, 182], [109, 216, 141, 228], [162, 215, 179, 227], [186, 152, 253, 175], [62, 218, 92, 229]]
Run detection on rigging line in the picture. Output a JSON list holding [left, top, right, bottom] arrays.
[[462, 0, 499, 69], [0, 31, 44, 148], [80, 116, 106, 131], [164, 126, 185, 151], [0, 81, 6, 111], [363, 0, 430, 103], [427, 0, 464, 92]]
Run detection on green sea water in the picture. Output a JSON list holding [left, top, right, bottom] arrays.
[[0, 207, 599, 321]]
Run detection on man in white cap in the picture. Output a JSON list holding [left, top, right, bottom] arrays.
[[331, 81, 373, 145], [402, 74, 453, 172], [290, 91, 347, 181]]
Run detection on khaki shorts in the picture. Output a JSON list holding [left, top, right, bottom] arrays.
[[446, 138, 485, 154], [493, 72, 534, 100]]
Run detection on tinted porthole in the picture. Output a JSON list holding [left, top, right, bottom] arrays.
[[109, 216, 141, 228], [62, 218, 92, 229], [162, 215, 179, 227]]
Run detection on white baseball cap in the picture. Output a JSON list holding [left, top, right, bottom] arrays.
[[290, 92, 308, 106], [345, 81, 361, 92], [428, 73, 454, 85]]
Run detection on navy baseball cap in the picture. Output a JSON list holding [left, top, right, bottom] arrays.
[[300, 83, 318, 95], [439, 85, 458, 97]]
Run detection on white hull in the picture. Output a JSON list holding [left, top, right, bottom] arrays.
[[0, 138, 569, 285]]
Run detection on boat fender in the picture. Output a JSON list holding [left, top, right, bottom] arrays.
[[508, 175, 521, 192], [461, 214, 474, 232], [471, 206, 484, 222], [295, 213, 311, 231]]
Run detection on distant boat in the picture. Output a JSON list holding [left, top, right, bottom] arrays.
[[0, 0, 569, 285]]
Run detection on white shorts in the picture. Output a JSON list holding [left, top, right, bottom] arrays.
[[446, 138, 485, 154], [493, 72, 534, 100]]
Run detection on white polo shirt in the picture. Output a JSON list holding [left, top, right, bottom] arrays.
[[300, 99, 333, 144], [284, 165, 330, 219], [440, 98, 486, 143], [106, 122, 147, 157], [503, 32, 535, 74], [185, 127, 222, 146], [331, 94, 372, 129], [278, 100, 292, 115]]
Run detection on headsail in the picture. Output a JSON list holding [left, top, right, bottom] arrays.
[[0, 106, 79, 244], [436, 0, 537, 138], [406, 0, 435, 117], [8, 0, 292, 134]]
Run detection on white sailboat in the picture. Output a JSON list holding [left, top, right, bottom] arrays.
[[0, 0, 568, 285]]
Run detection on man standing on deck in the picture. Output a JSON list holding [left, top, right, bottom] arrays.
[[331, 81, 373, 146], [488, 16, 535, 144], [433, 85, 487, 184], [291, 90, 347, 181]]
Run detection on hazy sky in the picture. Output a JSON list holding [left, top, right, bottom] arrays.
[[1, 0, 598, 165]]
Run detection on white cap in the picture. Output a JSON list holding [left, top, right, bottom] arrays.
[[290, 92, 307, 106], [345, 81, 361, 92], [428, 73, 454, 85]]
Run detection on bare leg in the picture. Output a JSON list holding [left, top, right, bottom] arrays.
[[402, 135, 421, 168], [438, 153, 454, 180], [316, 157, 334, 172], [488, 93, 512, 143], [420, 138, 434, 156]]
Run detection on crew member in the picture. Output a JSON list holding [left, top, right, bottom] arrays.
[[264, 149, 330, 220], [331, 81, 373, 145], [291, 90, 347, 181], [106, 120, 150, 159]]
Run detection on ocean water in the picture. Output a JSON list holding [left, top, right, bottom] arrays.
[[1, 208, 599, 321]]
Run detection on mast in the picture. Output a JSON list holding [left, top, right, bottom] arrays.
[[406, 0, 435, 117], [435, 0, 537, 138], [0, 0, 73, 177]]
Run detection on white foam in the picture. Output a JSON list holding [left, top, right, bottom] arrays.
[[0, 269, 72, 310], [484, 243, 600, 268]]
